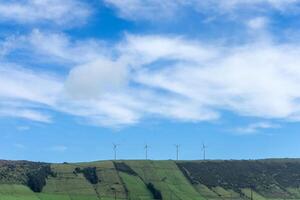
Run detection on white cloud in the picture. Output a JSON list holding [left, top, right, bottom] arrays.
[[235, 122, 280, 134], [133, 41, 300, 120], [61, 34, 300, 125], [0, 63, 62, 123], [247, 17, 269, 30], [59, 92, 142, 126], [17, 126, 30, 131], [0, 0, 90, 25], [0, 64, 63, 106], [49, 145, 67, 152], [59, 34, 220, 125], [105, 0, 300, 20], [65, 59, 128, 99], [26, 30, 104, 64], [1, 30, 107, 66], [198, 0, 299, 10], [3, 30, 300, 127], [118, 34, 218, 65], [0, 107, 52, 123], [104, 0, 182, 20]]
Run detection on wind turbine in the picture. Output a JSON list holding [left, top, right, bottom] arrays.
[[144, 144, 149, 160], [202, 143, 207, 160], [113, 144, 119, 160], [175, 144, 180, 161]]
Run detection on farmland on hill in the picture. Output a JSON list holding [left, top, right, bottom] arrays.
[[1, 159, 300, 199]]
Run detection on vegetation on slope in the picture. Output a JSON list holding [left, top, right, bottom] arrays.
[[177, 159, 300, 199], [0, 160, 54, 192], [1, 159, 300, 199], [146, 182, 163, 199], [74, 167, 99, 184]]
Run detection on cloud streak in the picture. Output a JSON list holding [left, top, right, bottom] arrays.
[[0, 62, 62, 123], [0, 0, 90, 25], [49, 145, 67, 152], [0, 107, 52, 123], [105, 0, 300, 20], [235, 122, 280, 134], [0, 64, 63, 106]]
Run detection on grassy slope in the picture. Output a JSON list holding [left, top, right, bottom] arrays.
[[41, 163, 99, 200], [0, 185, 40, 200], [118, 172, 153, 200], [76, 161, 127, 199], [0, 160, 205, 200], [1, 159, 300, 199], [124, 160, 205, 200]]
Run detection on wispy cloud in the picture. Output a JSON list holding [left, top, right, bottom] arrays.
[[105, 0, 300, 20], [26, 29, 104, 64], [0, 0, 91, 25], [129, 35, 300, 120], [0, 108, 52, 123], [0, 62, 62, 123], [17, 126, 30, 131], [3, 28, 300, 126], [235, 122, 280, 134], [49, 145, 68, 152], [0, 64, 63, 106], [195, 0, 300, 11]]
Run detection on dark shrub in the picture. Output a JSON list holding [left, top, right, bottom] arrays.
[[114, 162, 137, 176], [147, 182, 162, 200], [26, 165, 52, 192], [74, 167, 99, 184]]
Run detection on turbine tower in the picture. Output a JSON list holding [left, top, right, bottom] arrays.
[[175, 144, 180, 161], [202, 143, 207, 160], [144, 144, 149, 160]]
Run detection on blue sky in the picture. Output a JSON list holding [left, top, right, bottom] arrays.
[[1, 0, 300, 162]]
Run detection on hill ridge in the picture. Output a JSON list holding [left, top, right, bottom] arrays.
[[1, 159, 300, 199]]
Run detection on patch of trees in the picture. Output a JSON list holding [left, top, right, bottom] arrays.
[[114, 162, 138, 176], [26, 165, 53, 192], [147, 182, 162, 200], [0, 161, 54, 192], [177, 160, 300, 198], [74, 167, 99, 184]]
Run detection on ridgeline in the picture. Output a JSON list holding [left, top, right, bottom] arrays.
[[0, 159, 300, 199]]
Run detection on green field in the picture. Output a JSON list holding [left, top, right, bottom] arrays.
[[1, 159, 300, 199]]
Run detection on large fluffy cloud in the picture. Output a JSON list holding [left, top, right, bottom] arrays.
[[65, 59, 128, 99]]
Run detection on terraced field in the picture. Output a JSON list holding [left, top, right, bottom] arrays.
[[1, 159, 300, 199]]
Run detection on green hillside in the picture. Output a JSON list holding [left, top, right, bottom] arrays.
[[1, 159, 300, 199]]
